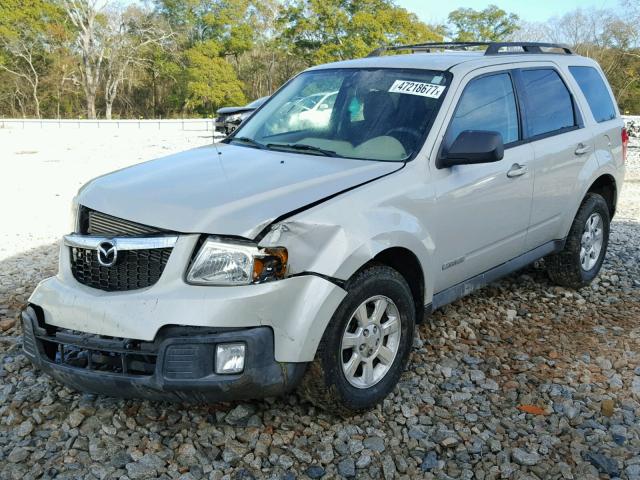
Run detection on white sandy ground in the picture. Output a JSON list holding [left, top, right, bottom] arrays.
[[1, 124, 638, 263], [1, 127, 215, 261]]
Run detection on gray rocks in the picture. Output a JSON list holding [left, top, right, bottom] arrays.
[[481, 379, 499, 391], [469, 369, 485, 383], [305, 465, 325, 478], [337, 458, 356, 477], [124, 454, 165, 479], [16, 419, 33, 437], [584, 452, 620, 477], [421, 451, 438, 471], [279, 454, 294, 469], [225, 404, 256, 425], [7, 447, 29, 463], [67, 409, 85, 428], [512, 448, 540, 466], [363, 436, 385, 452]]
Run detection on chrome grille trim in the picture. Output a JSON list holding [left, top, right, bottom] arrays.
[[69, 209, 177, 292], [64, 234, 178, 251]]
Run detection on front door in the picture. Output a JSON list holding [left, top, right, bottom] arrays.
[[430, 70, 535, 293]]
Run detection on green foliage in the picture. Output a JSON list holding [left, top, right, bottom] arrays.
[[1, 0, 639, 117], [278, 0, 442, 64], [448, 5, 519, 42], [184, 40, 246, 113], [0, 0, 65, 40], [156, 0, 256, 55], [0, 0, 69, 117]]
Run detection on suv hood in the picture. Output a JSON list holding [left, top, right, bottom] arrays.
[[78, 143, 401, 238]]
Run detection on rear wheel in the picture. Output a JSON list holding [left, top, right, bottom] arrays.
[[546, 193, 610, 289], [299, 265, 415, 415]]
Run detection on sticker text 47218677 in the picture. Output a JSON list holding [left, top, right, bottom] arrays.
[[388, 80, 446, 99]]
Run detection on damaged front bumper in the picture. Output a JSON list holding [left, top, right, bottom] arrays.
[[22, 306, 306, 402], [22, 235, 347, 401]]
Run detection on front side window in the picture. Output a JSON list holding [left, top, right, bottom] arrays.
[[521, 69, 575, 137], [228, 68, 450, 162], [569, 66, 617, 123], [447, 73, 519, 145]]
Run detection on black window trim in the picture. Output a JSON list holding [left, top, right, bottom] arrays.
[[513, 66, 584, 143], [439, 69, 524, 159]]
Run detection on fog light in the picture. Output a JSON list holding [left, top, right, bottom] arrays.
[[215, 343, 245, 374]]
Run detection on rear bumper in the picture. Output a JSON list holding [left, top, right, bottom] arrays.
[[22, 306, 306, 402]]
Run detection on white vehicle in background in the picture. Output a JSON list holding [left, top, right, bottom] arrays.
[[287, 91, 338, 130], [23, 42, 627, 414]]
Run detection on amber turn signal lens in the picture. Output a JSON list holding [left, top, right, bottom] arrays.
[[252, 247, 288, 283]]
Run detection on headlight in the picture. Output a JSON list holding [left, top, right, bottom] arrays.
[[186, 237, 288, 286]]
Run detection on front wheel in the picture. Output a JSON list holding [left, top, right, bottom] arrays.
[[546, 193, 610, 289], [299, 265, 415, 415]]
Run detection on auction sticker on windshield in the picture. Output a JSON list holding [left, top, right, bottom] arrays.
[[388, 80, 446, 99]]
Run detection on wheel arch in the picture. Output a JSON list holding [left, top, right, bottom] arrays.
[[349, 246, 426, 323], [586, 174, 617, 218]]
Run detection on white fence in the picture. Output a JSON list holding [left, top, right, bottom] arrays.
[[1, 115, 638, 136], [0, 118, 215, 131]]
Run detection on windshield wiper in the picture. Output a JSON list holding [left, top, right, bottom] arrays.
[[266, 143, 343, 157], [228, 136, 267, 149]]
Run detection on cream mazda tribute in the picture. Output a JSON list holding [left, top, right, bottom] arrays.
[[22, 42, 627, 413]]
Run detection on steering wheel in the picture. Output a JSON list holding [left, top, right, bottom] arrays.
[[384, 127, 423, 148]]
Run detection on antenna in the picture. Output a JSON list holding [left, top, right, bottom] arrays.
[[211, 110, 222, 157]]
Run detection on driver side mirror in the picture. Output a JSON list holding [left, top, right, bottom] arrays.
[[437, 130, 504, 169]]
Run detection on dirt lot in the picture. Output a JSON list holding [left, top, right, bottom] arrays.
[[0, 128, 639, 480]]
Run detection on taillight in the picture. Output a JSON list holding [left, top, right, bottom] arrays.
[[622, 127, 629, 163]]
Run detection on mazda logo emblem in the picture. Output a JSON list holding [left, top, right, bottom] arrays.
[[97, 240, 118, 267]]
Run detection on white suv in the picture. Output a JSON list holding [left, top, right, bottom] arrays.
[[23, 42, 627, 413]]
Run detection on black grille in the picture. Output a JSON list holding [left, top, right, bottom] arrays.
[[72, 207, 174, 292], [35, 326, 158, 376], [71, 247, 172, 291], [79, 207, 168, 236]]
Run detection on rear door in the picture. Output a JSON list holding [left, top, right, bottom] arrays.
[[431, 69, 535, 292], [568, 65, 624, 171], [516, 66, 597, 250]]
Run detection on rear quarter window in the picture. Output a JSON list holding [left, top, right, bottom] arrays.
[[569, 66, 617, 123], [520, 69, 576, 137]]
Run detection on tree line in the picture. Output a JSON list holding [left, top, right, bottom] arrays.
[[0, 0, 638, 120]]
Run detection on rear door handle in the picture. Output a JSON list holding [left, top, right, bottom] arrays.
[[575, 143, 592, 156], [507, 163, 528, 178]]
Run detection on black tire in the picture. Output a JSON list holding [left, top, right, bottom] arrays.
[[546, 193, 610, 289], [299, 265, 415, 415]]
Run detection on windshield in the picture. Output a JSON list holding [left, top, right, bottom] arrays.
[[227, 68, 450, 162]]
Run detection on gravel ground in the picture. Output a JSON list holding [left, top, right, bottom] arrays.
[[0, 134, 639, 480]]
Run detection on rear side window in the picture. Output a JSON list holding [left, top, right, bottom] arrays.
[[569, 66, 617, 122], [521, 69, 575, 137], [448, 73, 519, 145]]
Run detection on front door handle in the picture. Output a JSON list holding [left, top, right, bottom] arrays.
[[507, 163, 528, 178], [575, 143, 592, 156]]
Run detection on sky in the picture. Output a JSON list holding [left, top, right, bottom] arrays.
[[397, 0, 621, 24]]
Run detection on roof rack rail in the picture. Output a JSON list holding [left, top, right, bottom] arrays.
[[367, 41, 574, 57]]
